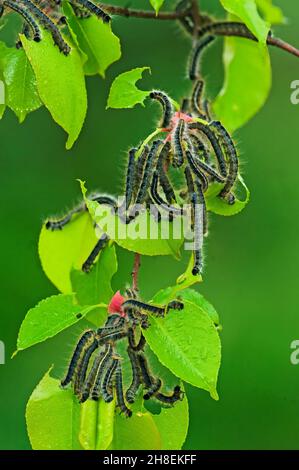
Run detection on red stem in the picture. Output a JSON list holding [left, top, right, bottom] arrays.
[[132, 253, 141, 292]]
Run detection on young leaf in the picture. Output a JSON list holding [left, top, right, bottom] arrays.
[[17, 294, 98, 352], [21, 31, 87, 149], [256, 0, 285, 25], [143, 299, 221, 400], [107, 67, 151, 109], [1, 45, 41, 122], [39, 211, 98, 294], [111, 413, 161, 450], [206, 176, 250, 215], [64, 4, 121, 77], [219, 0, 270, 43], [26, 369, 81, 450], [152, 385, 189, 450], [149, 0, 165, 15], [176, 253, 202, 290], [213, 36, 271, 132], [79, 180, 184, 257]]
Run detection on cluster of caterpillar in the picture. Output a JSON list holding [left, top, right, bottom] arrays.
[[45, 9, 240, 277], [43, 1, 299, 277], [61, 289, 184, 416], [46, 103, 238, 279]]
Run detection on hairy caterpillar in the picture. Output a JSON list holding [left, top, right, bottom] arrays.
[[150, 90, 174, 128]]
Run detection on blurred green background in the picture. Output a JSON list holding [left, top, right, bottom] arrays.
[[1, 0, 299, 450]]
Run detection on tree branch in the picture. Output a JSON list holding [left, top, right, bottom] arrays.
[[267, 36, 299, 58], [190, 0, 201, 35], [100, 3, 187, 20], [204, 24, 299, 59], [100, 4, 299, 59]]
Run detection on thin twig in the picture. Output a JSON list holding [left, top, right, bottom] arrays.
[[208, 27, 299, 59], [100, 3, 187, 20], [132, 253, 141, 292], [267, 36, 299, 58], [190, 0, 201, 36]]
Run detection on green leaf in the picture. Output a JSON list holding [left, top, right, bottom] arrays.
[[0, 42, 7, 118], [79, 180, 184, 257], [39, 211, 98, 294], [71, 244, 117, 326], [72, 389, 115, 451], [17, 294, 98, 352], [143, 298, 221, 400], [3, 47, 41, 123], [71, 244, 117, 306], [206, 176, 250, 215], [178, 289, 220, 325], [78, 398, 116, 450], [151, 287, 220, 325], [78, 400, 98, 450], [26, 369, 81, 450], [213, 36, 271, 132], [144, 344, 182, 392], [21, 31, 87, 149], [256, 0, 285, 24], [219, 0, 270, 43], [27, 369, 115, 450], [149, 0, 165, 14], [152, 386, 189, 450], [96, 400, 115, 450], [111, 413, 161, 450], [0, 41, 9, 68], [64, 4, 121, 77], [107, 67, 151, 109]]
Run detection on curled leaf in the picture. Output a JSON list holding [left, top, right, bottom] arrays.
[[206, 175, 250, 216]]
